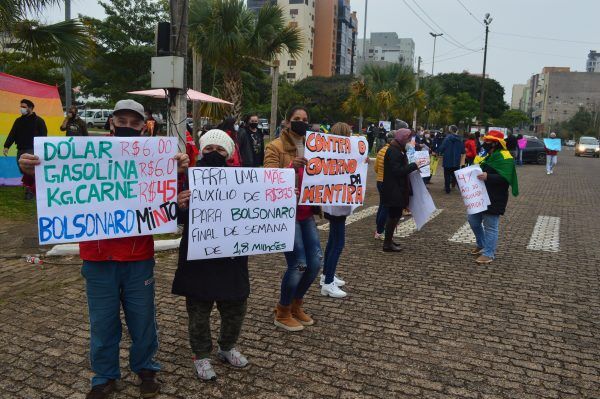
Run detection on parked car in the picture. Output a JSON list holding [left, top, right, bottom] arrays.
[[81, 109, 111, 128], [520, 137, 548, 164], [574, 136, 599, 157], [565, 139, 576, 147]]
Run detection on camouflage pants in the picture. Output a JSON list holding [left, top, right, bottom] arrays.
[[185, 297, 247, 359]]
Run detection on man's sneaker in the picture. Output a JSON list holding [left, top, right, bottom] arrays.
[[193, 358, 217, 381], [86, 380, 117, 399], [217, 347, 249, 368], [475, 255, 493, 264], [137, 369, 160, 398], [374, 232, 385, 240], [470, 247, 483, 255], [319, 274, 345, 287], [321, 282, 347, 298]]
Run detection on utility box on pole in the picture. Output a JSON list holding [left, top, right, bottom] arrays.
[[151, 56, 185, 89]]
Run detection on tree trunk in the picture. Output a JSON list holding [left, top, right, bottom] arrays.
[[223, 71, 243, 121]]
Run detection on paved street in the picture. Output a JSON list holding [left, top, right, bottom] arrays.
[[1, 152, 599, 399]]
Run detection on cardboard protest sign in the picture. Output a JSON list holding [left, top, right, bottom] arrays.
[[187, 167, 296, 260], [454, 165, 491, 215], [413, 151, 431, 177], [34, 136, 179, 244], [299, 132, 369, 206], [408, 170, 436, 230], [543, 138, 562, 151]]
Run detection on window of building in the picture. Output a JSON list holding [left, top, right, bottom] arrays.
[[287, 60, 296, 66], [289, 0, 303, 4], [287, 73, 296, 79], [289, 21, 298, 28], [289, 8, 298, 16]]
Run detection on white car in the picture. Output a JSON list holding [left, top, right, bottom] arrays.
[[574, 136, 600, 158], [81, 109, 111, 128]]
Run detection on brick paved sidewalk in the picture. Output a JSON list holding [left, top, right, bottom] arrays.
[[1, 154, 599, 398]]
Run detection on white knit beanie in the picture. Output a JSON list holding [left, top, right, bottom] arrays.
[[200, 129, 235, 160]]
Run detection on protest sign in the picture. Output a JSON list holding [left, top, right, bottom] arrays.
[[34, 136, 179, 245], [187, 167, 296, 260], [454, 165, 491, 215], [413, 151, 431, 177], [408, 170, 436, 230], [517, 138, 528, 150], [543, 138, 562, 151], [299, 132, 368, 206], [378, 121, 391, 132]]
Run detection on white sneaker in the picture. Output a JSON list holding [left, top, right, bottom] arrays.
[[320, 274, 345, 287], [374, 232, 385, 240], [217, 347, 249, 368], [193, 357, 216, 381], [546, 171, 551, 175], [321, 282, 347, 298]]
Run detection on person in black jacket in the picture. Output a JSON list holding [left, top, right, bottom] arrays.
[[381, 128, 427, 252], [239, 113, 264, 167], [3, 99, 47, 199], [217, 116, 253, 167], [174, 129, 250, 382]]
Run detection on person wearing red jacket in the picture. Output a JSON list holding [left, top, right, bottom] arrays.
[[464, 133, 478, 165], [18, 99, 189, 399]]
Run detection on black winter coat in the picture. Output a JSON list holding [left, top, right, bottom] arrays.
[[482, 163, 510, 216], [4, 113, 47, 151], [382, 144, 418, 208]]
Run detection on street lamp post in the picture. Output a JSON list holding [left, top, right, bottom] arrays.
[[478, 13, 493, 124], [429, 32, 443, 76]]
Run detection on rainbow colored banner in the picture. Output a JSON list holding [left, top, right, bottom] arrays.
[[1, 72, 64, 185]]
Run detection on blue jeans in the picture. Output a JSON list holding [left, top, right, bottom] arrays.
[[376, 181, 388, 234], [323, 218, 346, 284], [546, 155, 557, 173], [280, 218, 322, 305], [81, 259, 160, 387], [467, 212, 500, 259]]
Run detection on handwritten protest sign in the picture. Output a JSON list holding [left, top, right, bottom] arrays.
[[187, 167, 296, 260], [378, 121, 391, 131], [454, 165, 491, 215], [412, 150, 431, 177], [299, 132, 368, 206], [34, 136, 179, 244], [408, 170, 437, 230], [543, 138, 562, 151]]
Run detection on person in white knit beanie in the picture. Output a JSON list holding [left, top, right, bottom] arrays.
[[199, 129, 235, 161]]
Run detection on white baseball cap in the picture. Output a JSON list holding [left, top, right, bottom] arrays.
[[113, 99, 145, 120]]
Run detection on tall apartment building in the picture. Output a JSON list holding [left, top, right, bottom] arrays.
[[276, 0, 316, 82], [313, 0, 358, 77], [247, 0, 276, 12], [514, 67, 600, 132], [511, 84, 526, 110], [356, 32, 415, 71], [587, 50, 600, 72]]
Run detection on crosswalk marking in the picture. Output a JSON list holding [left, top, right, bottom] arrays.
[[449, 222, 476, 244], [318, 206, 379, 231], [394, 209, 443, 237], [527, 216, 560, 252]]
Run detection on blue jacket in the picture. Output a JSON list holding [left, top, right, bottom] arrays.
[[438, 134, 465, 168]]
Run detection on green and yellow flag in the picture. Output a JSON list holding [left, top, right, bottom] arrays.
[[480, 150, 519, 197]]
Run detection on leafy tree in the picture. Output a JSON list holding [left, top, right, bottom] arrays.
[[450, 92, 479, 126], [343, 80, 373, 130], [495, 109, 530, 129], [420, 78, 452, 127], [189, 0, 303, 119], [294, 75, 353, 123], [562, 107, 598, 138], [361, 63, 417, 120], [430, 72, 508, 122], [277, 78, 306, 121], [1, 0, 89, 66]]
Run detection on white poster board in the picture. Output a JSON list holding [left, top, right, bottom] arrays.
[[378, 121, 391, 131], [413, 151, 431, 177], [408, 170, 437, 230], [299, 132, 369, 206], [187, 167, 296, 260], [34, 136, 178, 244], [454, 165, 491, 214]]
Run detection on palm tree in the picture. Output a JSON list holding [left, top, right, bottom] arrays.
[[1, 0, 89, 66], [342, 80, 372, 131], [189, 0, 303, 119]]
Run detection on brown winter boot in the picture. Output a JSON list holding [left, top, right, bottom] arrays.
[[291, 299, 314, 326], [274, 303, 304, 331]]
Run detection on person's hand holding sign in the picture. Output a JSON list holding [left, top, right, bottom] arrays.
[[415, 158, 429, 169], [177, 190, 191, 210], [18, 153, 40, 176], [477, 172, 488, 181], [174, 152, 190, 174], [292, 156, 307, 169]]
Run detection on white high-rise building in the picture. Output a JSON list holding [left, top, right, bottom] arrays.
[[587, 50, 600, 72], [356, 32, 415, 70], [277, 0, 316, 81]]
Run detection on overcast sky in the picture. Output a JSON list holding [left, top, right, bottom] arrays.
[[45, 0, 600, 103]]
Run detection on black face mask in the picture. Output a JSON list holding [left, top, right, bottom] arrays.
[[114, 126, 142, 137], [248, 122, 259, 130], [482, 142, 494, 152], [198, 151, 227, 167], [290, 121, 309, 136]]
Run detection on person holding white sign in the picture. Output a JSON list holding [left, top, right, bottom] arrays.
[[467, 130, 519, 264], [173, 129, 251, 381], [18, 99, 190, 399], [382, 129, 428, 252], [264, 106, 322, 332]]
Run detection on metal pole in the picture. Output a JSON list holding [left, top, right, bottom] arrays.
[[362, 0, 368, 60], [169, 0, 189, 152], [269, 61, 279, 140], [412, 56, 421, 130], [64, 0, 72, 109], [479, 16, 492, 123], [430, 32, 442, 76], [192, 48, 202, 147]]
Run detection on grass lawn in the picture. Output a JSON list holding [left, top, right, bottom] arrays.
[[0, 186, 37, 221]]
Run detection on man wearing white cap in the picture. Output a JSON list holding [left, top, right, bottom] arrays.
[[18, 99, 190, 399]]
